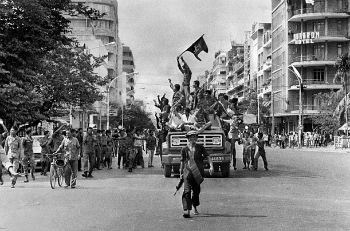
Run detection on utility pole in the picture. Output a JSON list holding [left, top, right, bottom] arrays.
[[290, 65, 303, 148]]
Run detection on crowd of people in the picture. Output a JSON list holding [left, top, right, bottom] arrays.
[[0, 122, 158, 189]]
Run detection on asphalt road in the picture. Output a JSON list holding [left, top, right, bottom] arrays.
[[0, 146, 350, 231]]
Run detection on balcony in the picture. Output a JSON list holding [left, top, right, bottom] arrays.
[[289, 7, 349, 22], [263, 60, 272, 72], [290, 55, 336, 67], [288, 78, 342, 90], [290, 104, 321, 114]]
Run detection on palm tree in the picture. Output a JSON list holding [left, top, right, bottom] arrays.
[[334, 54, 350, 132]]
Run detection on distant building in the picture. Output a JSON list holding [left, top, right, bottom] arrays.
[[122, 45, 136, 107], [226, 41, 245, 101], [208, 51, 227, 96]]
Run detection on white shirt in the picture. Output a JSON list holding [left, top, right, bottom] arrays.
[[180, 113, 196, 124]]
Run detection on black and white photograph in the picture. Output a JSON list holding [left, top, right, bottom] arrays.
[[0, 0, 350, 230]]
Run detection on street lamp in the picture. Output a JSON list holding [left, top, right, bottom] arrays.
[[107, 71, 139, 129], [289, 64, 303, 148]]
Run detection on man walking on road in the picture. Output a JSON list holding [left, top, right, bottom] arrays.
[[180, 131, 214, 218], [22, 128, 35, 182], [146, 130, 156, 167], [40, 130, 52, 176], [5, 126, 22, 188], [54, 129, 80, 188], [82, 127, 96, 178]]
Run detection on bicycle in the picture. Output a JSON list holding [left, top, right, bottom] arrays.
[[47, 153, 65, 189]]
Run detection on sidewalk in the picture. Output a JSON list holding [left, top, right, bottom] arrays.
[[266, 145, 350, 153]]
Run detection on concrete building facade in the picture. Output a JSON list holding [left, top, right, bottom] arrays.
[[226, 41, 245, 101], [122, 45, 136, 107], [271, 0, 348, 133], [65, 0, 122, 129], [208, 51, 227, 96]]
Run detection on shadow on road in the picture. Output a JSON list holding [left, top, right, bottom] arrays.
[[194, 213, 267, 218]]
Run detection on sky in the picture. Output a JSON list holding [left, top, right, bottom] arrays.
[[117, 0, 271, 110]]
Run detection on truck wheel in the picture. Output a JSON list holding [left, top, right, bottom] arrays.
[[164, 165, 172, 178], [221, 164, 230, 177]]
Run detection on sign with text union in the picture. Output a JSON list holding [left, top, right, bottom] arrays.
[[294, 31, 320, 44]]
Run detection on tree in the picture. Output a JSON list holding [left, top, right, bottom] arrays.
[[334, 54, 350, 127], [238, 89, 270, 126], [311, 91, 342, 134], [110, 105, 155, 132], [0, 0, 105, 127]]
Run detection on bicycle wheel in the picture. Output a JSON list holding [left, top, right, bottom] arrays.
[[49, 165, 57, 189], [57, 167, 64, 187]]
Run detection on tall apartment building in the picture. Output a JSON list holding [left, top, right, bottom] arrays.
[[208, 51, 227, 96], [252, 23, 272, 104], [65, 0, 122, 129], [226, 41, 245, 101], [122, 45, 136, 106], [243, 31, 252, 96], [271, 0, 348, 133]]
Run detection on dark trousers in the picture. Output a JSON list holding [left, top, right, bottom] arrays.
[[231, 139, 238, 168], [83, 152, 95, 174], [134, 146, 144, 167], [64, 160, 78, 187], [250, 148, 255, 165], [182, 176, 201, 211], [254, 151, 268, 170], [118, 149, 126, 167], [95, 146, 101, 169], [78, 158, 81, 170], [41, 155, 50, 174]]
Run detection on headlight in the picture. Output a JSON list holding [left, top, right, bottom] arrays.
[[172, 138, 180, 145], [212, 137, 221, 145]]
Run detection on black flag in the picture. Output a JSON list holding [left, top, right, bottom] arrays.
[[186, 35, 208, 61]]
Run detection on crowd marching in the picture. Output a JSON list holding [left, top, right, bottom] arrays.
[[0, 122, 158, 189]]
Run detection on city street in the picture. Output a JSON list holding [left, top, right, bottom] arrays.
[[1, 146, 350, 231]]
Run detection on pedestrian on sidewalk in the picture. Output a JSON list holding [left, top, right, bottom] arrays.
[[146, 130, 156, 168], [100, 130, 108, 168], [253, 133, 268, 171], [116, 129, 127, 169], [54, 129, 80, 189], [82, 127, 96, 178], [180, 131, 214, 218], [94, 130, 102, 170], [242, 132, 250, 170], [76, 128, 84, 171], [21, 128, 35, 183], [5, 126, 22, 188]]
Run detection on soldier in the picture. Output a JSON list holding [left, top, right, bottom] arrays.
[[146, 130, 157, 168], [177, 56, 192, 107], [94, 130, 102, 170], [76, 128, 84, 171], [133, 128, 145, 168], [0, 144, 21, 186], [100, 130, 108, 168], [54, 129, 80, 188], [40, 130, 52, 176], [5, 126, 22, 188], [22, 128, 35, 182], [82, 127, 96, 178], [0, 120, 8, 185], [105, 130, 114, 169], [116, 129, 127, 169]]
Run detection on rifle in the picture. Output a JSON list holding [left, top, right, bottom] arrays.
[[173, 176, 184, 196]]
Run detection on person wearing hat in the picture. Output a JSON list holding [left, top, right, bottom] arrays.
[[180, 130, 214, 218]]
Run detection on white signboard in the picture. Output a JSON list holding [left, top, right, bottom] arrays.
[[294, 31, 320, 44]]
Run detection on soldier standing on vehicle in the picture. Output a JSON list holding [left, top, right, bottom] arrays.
[[54, 129, 80, 188], [82, 127, 96, 178], [22, 128, 35, 182], [40, 130, 52, 176], [180, 131, 214, 218]]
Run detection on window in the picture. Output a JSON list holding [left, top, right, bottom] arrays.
[[220, 71, 226, 75], [313, 69, 324, 82], [338, 44, 343, 56], [108, 52, 113, 61]]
